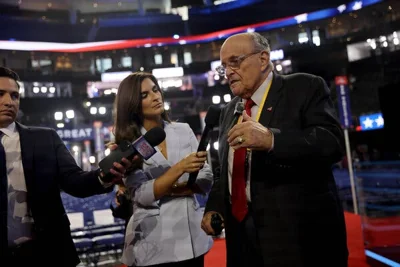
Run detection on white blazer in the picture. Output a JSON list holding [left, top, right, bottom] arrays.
[[122, 122, 214, 266]]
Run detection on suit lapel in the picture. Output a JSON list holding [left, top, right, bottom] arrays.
[[16, 123, 35, 199], [166, 123, 179, 165], [220, 98, 239, 173], [141, 123, 172, 167], [258, 72, 283, 126]]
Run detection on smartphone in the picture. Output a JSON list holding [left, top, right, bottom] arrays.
[[98, 140, 135, 182]]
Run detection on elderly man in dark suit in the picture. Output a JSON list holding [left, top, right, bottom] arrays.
[[201, 32, 348, 267], [0, 67, 132, 266]]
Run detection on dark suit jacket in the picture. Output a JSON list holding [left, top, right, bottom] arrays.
[[205, 73, 349, 267], [8, 123, 111, 266]]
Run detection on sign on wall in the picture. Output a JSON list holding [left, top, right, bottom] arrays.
[[359, 113, 384, 131], [335, 76, 352, 128], [56, 125, 112, 142]]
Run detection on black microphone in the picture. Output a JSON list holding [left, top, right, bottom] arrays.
[[99, 127, 166, 182], [211, 213, 224, 236], [186, 105, 221, 188], [227, 101, 244, 130]]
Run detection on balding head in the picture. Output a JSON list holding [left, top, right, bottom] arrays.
[[219, 32, 273, 99], [223, 33, 253, 48], [223, 32, 272, 55]]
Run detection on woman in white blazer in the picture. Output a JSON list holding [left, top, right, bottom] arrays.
[[113, 72, 214, 267]]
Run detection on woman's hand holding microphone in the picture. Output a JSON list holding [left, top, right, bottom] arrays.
[[178, 151, 208, 173], [171, 151, 207, 196]]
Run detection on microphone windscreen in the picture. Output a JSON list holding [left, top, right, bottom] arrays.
[[143, 127, 166, 147], [234, 102, 244, 115], [204, 105, 221, 127]]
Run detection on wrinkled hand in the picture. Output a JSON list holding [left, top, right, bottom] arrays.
[[178, 151, 207, 174], [201, 211, 224, 236], [100, 144, 139, 183], [228, 111, 273, 151]]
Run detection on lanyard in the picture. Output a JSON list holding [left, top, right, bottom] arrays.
[[238, 77, 273, 123]]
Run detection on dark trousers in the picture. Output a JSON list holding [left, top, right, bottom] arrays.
[[225, 206, 263, 267], [140, 254, 204, 267]]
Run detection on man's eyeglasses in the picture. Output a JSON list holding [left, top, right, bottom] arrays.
[[215, 51, 261, 76]]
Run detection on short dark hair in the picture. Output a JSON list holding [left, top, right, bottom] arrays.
[[0, 67, 20, 88]]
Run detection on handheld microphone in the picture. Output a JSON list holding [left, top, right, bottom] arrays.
[[227, 101, 244, 130], [186, 105, 221, 188], [211, 213, 224, 236], [99, 127, 166, 182]]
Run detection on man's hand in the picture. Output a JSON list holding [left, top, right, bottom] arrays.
[[201, 211, 224, 236], [99, 144, 140, 184], [228, 111, 273, 151]]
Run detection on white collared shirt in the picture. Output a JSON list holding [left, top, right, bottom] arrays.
[[228, 71, 273, 202], [1, 122, 34, 246], [1, 121, 16, 137]]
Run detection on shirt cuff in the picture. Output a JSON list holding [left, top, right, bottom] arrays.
[[268, 130, 274, 152], [97, 170, 114, 188], [98, 176, 113, 188]]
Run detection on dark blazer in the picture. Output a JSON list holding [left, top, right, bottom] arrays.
[[205, 72, 349, 267], [10, 123, 111, 266]]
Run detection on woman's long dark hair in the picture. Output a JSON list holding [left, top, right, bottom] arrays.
[[113, 72, 170, 145]]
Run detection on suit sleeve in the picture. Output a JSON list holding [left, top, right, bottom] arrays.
[[270, 76, 345, 165], [204, 107, 226, 216], [186, 123, 214, 194], [123, 169, 159, 208], [53, 130, 111, 197]]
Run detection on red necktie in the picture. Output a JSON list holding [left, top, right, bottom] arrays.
[[231, 99, 255, 222]]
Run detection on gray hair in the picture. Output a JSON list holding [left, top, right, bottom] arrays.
[[248, 32, 274, 71]]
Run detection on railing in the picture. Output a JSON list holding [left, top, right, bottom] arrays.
[[334, 161, 400, 266]]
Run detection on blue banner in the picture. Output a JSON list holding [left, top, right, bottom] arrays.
[[335, 76, 352, 128]]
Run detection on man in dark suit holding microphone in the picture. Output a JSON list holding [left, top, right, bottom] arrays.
[[201, 32, 348, 267], [0, 67, 132, 266]]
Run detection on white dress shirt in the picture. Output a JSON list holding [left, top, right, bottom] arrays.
[[1, 122, 34, 246], [228, 71, 273, 202]]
